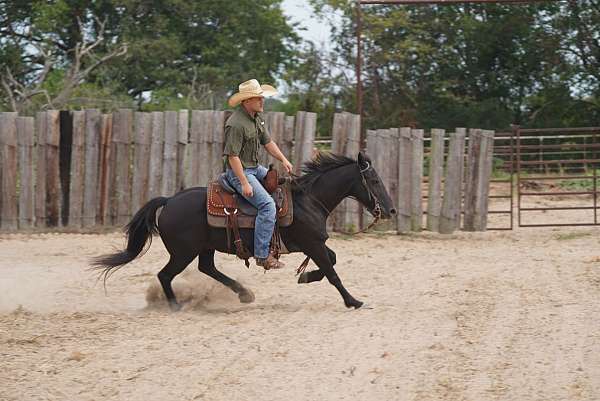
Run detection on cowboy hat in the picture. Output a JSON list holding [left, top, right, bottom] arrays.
[[228, 79, 278, 107]]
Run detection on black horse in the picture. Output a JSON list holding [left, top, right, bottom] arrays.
[[93, 151, 396, 310]]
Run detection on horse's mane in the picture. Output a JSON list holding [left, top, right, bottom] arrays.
[[292, 152, 356, 192]]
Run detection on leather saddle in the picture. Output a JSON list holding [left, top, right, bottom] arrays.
[[206, 170, 293, 229], [206, 167, 294, 268]]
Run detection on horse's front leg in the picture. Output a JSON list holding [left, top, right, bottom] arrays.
[[304, 242, 363, 309], [297, 246, 335, 284]]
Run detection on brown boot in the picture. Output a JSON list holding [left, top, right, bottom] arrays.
[[256, 254, 285, 270]]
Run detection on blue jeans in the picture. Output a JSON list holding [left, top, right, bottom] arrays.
[[225, 166, 276, 259]]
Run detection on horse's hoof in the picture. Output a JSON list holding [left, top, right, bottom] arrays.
[[297, 272, 309, 284], [169, 302, 182, 312], [238, 289, 255, 303], [346, 300, 364, 309]]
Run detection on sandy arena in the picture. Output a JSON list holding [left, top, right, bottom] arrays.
[[1, 203, 600, 400]]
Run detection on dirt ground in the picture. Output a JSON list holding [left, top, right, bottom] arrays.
[[1, 200, 600, 401]]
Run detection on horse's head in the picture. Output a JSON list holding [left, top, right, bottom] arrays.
[[353, 152, 396, 220]]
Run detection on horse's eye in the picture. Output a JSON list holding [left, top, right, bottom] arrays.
[[372, 180, 379, 185]]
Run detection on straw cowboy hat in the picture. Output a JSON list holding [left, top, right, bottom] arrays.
[[228, 79, 278, 107]]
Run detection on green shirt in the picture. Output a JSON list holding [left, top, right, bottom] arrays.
[[223, 108, 271, 169]]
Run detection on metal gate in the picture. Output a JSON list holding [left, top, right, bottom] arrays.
[[515, 126, 600, 227]]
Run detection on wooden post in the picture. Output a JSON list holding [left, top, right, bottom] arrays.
[[331, 113, 348, 231], [265, 112, 286, 169], [293, 111, 316, 174], [45, 110, 61, 227], [148, 112, 164, 198], [344, 113, 361, 230], [464, 128, 482, 231], [34, 112, 47, 227], [473, 130, 495, 231], [426, 129, 445, 232], [292, 111, 305, 174], [82, 109, 101, 228], [284, 115, 295, 164], [330, 112, 361, 231], [411, 129, 424, 231], [17, 117, 35, 228], [365, 129, 379, 228], [68, 111, 86, 228], [162, 111, 178, 196], [397, 127, 412, 233], [387, 128, 400, 229], [197, 110, 213, 186], [211, 111, 225, 178], [112, 109, 133, 225], [439, 128, 466, 234], [187, 110, 202, 187], [98, 114, 113, 225], [131, 112, 151, 213], [0, 112, 18, 230], [176, 110, 189, 191]]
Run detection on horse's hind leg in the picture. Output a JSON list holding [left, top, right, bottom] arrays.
[[198, 250, 255, 303], [158, 254, 197, 311]]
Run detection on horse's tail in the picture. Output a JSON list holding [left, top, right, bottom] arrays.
[[92, 196, 169, 281]]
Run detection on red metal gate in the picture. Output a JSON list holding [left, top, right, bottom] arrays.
[[515, 126, 600, 227]]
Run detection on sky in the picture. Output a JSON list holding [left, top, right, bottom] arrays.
[[281, 0, 333, 45]]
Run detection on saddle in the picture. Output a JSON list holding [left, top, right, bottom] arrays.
[[206, 166, 293, 267]]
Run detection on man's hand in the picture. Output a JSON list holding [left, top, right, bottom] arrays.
[[242, 182, 254, 198], [282, 160, 293, 174]]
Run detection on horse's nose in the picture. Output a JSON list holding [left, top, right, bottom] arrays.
[[389, 208, 397, 215]]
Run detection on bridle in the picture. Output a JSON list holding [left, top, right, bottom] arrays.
[[358, 161, 382, 225], [302, 161, 382, 235]]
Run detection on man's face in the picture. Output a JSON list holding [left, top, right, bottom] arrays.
[[243, 96, 264, 113]]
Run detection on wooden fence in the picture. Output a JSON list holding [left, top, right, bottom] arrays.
[[364, 127, 495, 234], [0, 109, 494, 234]]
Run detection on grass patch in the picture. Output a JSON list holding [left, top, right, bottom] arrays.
[[554, 231, 592, 241]]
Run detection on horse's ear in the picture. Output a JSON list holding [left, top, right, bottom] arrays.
[[357, 151, 368, 168]]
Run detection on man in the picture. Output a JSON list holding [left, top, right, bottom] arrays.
[[223, 79, 293, 270]]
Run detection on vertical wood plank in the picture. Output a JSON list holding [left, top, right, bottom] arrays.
[[330, 113, 348, 231], [293, 111, 316, 173], [211, 111, 225, 178], [439, 128, 466, 234], [112, 109, 133, 225], [343, 113, 361, 230], [426, 128, 445, 232], [473, 130, 495, 231], [177, 110, 189, 191], [411, 129, 424, 231], [82, 109, 101, 228], [162, 111, 178, 196], [364, 129, 379, 228], [265, 112, 286, 169], [197, 110, 213, 186], [0, 112, 18, 230], [292, 111, 306, 174], [68, 111, 85, 228], [17, 116, 35, 229], [464, 128, 482, 231], [34, 112, 47, 227], [284, 115, 295, 164], [45, 110, 61, 227], [98, 114, 113, 225], [388, 128, 400, 229], [131, 112, 151, 213], [397, 127, 412, 233], [148, 112, 164, 198], [187, 110, 202, 187]]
